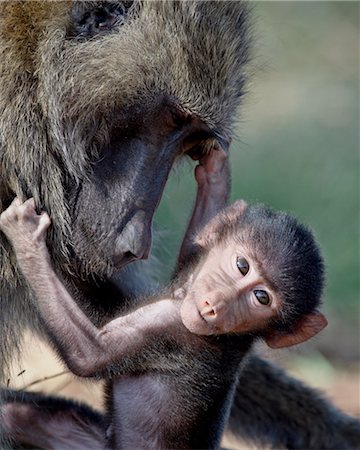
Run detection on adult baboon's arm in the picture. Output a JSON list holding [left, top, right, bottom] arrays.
[[227, 355, 360, 449]]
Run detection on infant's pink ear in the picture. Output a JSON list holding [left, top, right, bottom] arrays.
[[195, 224, 219, 248], [265, 311, 328, 349], [195, 199, 248, 248], [225, 200, 248, 220]]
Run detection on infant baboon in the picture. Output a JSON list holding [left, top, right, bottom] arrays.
[[1, 149, 327, 450]]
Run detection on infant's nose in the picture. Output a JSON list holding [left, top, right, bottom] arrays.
[[200, 300, 217, 320]]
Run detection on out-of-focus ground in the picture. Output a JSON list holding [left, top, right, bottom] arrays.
[[4, 2, 359, 449]]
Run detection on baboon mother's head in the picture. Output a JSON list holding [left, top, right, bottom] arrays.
[[0, 1, 251, 279]]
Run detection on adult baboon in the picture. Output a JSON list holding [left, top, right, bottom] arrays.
[[0, 1, 359, 449]]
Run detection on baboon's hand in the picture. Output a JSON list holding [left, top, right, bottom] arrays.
[[0, 197, 51, 255]]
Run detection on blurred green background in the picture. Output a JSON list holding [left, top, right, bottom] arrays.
[[154, 2, 359, 362]]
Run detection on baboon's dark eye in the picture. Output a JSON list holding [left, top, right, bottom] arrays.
[[71, 1, 135, 39], [236, 257, 249, 276], [254, 290, 270, 306]]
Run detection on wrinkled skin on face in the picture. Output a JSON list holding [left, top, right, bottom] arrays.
[[180, 242, 279, 336]]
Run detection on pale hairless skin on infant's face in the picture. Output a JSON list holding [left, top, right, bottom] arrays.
[[0, 146, 327, 450], [180, 241, 279, 336]]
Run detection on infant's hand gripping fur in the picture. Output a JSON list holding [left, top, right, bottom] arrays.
[[0, 197, 51, 262]]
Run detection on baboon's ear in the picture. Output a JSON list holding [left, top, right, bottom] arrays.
[[265, 311, 328, 349], [223, 200, 247, 221], [195, 200, 247, 248], [194, 219, 221, 248]]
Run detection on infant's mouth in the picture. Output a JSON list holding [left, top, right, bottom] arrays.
[[198, 309, 207, 323]]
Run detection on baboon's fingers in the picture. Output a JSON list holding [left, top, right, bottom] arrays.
[[215, 137, 232, 155], [199, 146, 228, 176], [39, 212, 51, 231], [22, 198, 36, 214], [11, 197, 23, 207], [212, 139, 221, 152], [213, 145, 227, 160], [200, 145, 227, 162], [23, 198, 36, 209], [0, 198, 21, 224], [18, 198, 37, 221], [33, 224, 50, 242]]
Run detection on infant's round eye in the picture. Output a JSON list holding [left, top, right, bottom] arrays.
[[254, 290, 270, 306], [236, 257, 249, 276]]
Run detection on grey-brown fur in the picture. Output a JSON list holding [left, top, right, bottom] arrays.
[[1, 2, 359, 449]]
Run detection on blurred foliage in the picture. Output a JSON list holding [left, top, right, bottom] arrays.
[[154, 2, 359, 324]]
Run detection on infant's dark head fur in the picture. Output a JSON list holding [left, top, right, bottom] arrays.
[[200, 202, 325, 332]]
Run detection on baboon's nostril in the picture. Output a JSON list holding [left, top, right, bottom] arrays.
[[202, 300, 216, 317]]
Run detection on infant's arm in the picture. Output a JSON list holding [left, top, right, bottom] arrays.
[[176, 143, 230, 272], [0, 198, 178, 377]]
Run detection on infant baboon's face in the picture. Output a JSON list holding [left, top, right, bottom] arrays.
[[180, 240, 279, 336]]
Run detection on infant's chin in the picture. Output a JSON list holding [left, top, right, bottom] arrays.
[[183, 319, 212, 335], [180, 301, 212, 336]]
